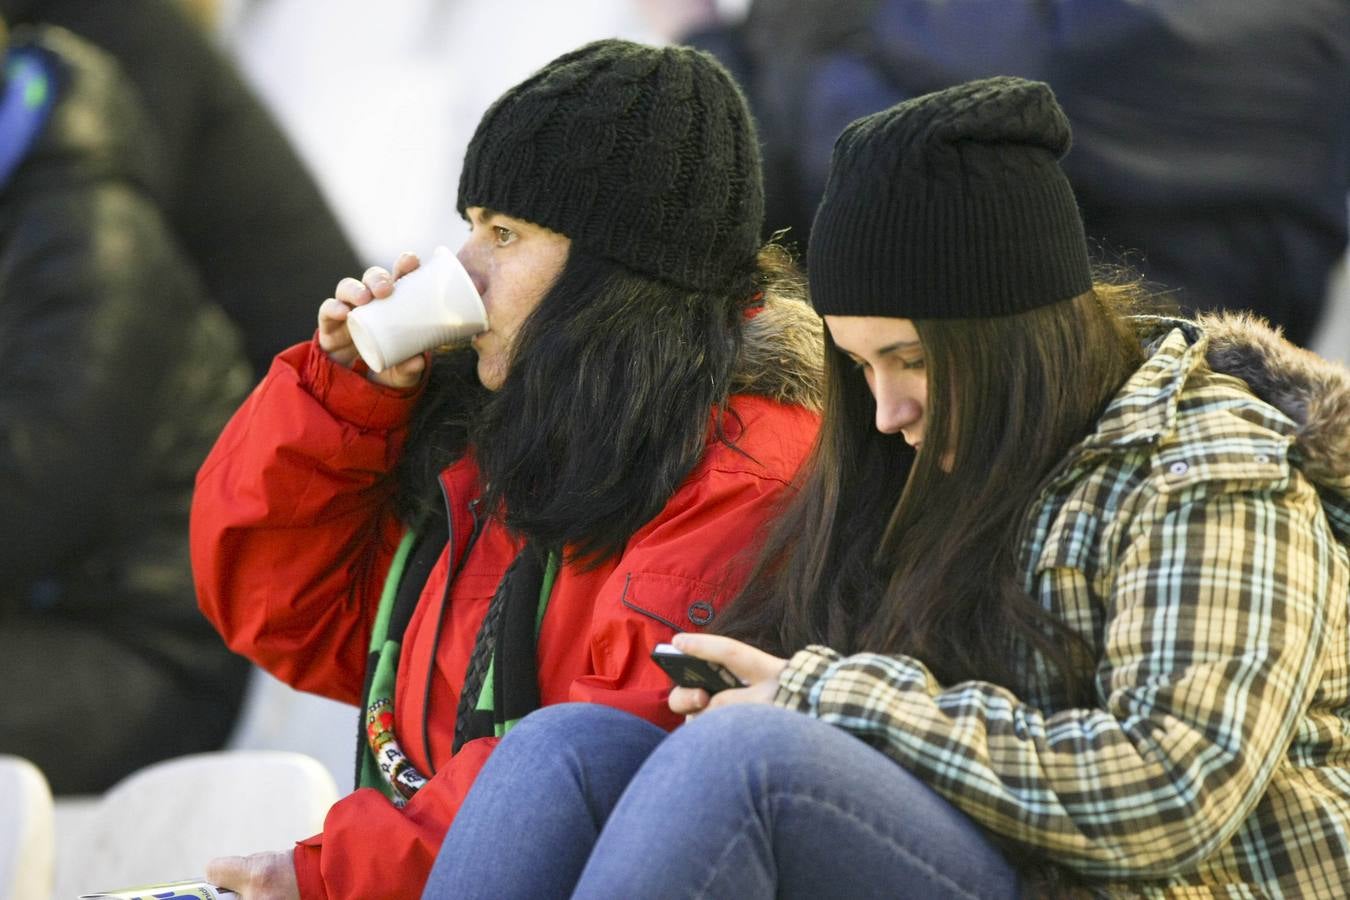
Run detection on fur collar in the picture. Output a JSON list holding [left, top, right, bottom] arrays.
[[1198, 312, 1350, 544], [1198, 312, 1350, 489], [731, 291, 825, 412]]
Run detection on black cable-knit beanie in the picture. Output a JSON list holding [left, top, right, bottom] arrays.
[[457, 39, 764, 293], [808, 76, 1092, 319]]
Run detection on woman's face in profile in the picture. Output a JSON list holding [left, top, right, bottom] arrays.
[[825, 315, 929, 450], [457, 207, 571, 390]]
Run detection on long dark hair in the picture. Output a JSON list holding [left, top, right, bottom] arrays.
[[718, 283, 1147, 703], [397, 244, 804, 565]]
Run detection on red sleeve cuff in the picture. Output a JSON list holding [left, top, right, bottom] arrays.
[[292, 834, 326, 900], [295, 335, 426, 430]]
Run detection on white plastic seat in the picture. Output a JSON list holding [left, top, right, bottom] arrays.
[[0, 755, 54, 900], [53, 749, 338, 899], [226, 665, 357, 794]]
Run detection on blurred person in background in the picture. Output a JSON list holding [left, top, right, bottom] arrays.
[[0, 19, 254, 793], [0, 0, 362, 376], [687, 0, 1350, 348], [191, 38, 822, 900]]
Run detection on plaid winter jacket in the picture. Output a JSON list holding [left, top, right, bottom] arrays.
[[776, 315, 1350, 898]]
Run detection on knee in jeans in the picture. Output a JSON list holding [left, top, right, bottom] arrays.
[[500, 703, 662, 763], [509, 703, 638, 742], [668, 704, 813, 760]]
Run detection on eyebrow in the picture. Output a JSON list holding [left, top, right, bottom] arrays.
[[837, 339, 922, 362], [480, 208, 537, 236], [468, 206, 512, 225], [877, 340, 922, 354]]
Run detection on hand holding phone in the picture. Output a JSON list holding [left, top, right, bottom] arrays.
[[651, 642, 744, 694]]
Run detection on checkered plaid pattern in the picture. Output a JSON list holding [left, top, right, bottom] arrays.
[[776, 324, 1350, 898]]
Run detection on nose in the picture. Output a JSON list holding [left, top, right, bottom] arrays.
[[872, 381, 923, 436], [456, 240, 489, 298]]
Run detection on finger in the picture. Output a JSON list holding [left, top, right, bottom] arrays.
[[671, 632, 741, 660], [668, 685, 710, 716], [389, 352, 428, 380], [317, 297, 361, 363], [205, 855, 248, 890], [705, 678, 779, 712], [369, 352, 427, 389], [362, 266, 394, 298], [317, 297, 354, 345], [317, 296, 352, 328], [671, 633, 775, 681], [392, 251, 421, 279], [334, 276, 372, 307]]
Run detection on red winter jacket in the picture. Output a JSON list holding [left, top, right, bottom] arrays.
[[191, 310, 821, 899]]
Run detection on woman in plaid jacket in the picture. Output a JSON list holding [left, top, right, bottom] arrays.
[[422, 78, 1350, 898]]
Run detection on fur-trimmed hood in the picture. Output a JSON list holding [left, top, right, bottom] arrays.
[[731, 289, 825, 412], [1197, 311, 1350, 544]]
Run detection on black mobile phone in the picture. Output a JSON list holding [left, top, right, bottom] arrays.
[[650, 642, 743, 694]]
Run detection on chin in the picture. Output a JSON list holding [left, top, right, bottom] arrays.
[[477, 361, 507, 391]]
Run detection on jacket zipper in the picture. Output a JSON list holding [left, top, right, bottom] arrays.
[[420, 485, 483, 774]]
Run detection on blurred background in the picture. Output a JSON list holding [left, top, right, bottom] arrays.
[[212, 0, 1348, 363], [0, 1, 1345, 896]]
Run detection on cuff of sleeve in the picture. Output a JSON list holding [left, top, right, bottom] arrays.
[[773, 644, 841, 713], [292, 834, 325, 900], [299, 334, 426, 430]]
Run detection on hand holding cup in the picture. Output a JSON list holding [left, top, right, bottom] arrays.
[[319, 248, 487, 389]]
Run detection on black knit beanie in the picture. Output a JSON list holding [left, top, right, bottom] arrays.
[[808, 76, 1092, 319], [457, 39, 764, 293]]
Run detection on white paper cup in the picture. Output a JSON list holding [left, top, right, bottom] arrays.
[[346, 246, 487, 372]]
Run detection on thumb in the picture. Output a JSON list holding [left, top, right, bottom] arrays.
[[205, 855, 248, 890], [373, 351, 428, 388]]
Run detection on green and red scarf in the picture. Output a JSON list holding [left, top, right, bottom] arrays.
[[357, 527, 558, 806]]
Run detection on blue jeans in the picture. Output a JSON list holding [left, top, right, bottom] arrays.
[[424, 703, 1021, 899]]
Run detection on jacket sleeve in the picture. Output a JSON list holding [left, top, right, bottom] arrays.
[[0, 183, 221, 595], [292, 739, 499, 900], [773, 474, 1342, 879], [190, 340, 423, 702]]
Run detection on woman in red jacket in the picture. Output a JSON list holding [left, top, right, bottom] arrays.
[[189, 39, 822, 900]]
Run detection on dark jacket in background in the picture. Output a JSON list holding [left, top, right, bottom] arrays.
[[0, 0, 362, 375], [691, 0, 1350, 346], [0, 24, 253, 793]]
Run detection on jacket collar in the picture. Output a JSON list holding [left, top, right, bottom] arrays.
[[1199, 311, 1350, 544], [1082, 317, 1208, 452], [1079, 312, 1350, 544], [730, 290, 825, 412]]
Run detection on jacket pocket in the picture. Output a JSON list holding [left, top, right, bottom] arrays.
[[616, 571, 730, 632]]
